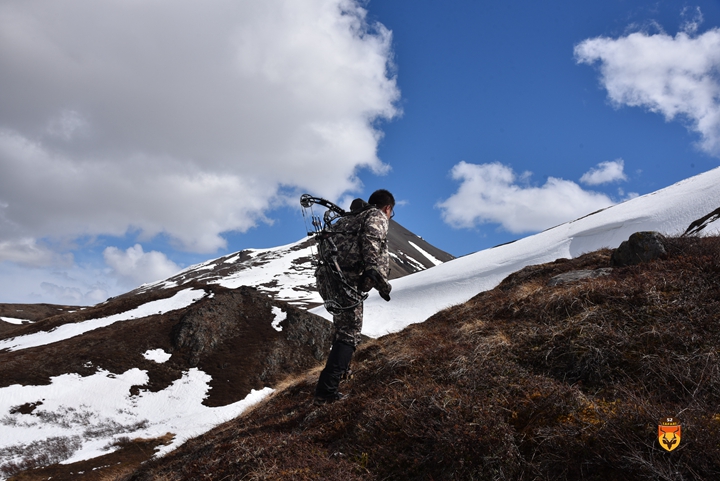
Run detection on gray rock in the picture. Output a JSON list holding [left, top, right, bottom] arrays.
[[548, 268, 613, 286], [611, 231, 667, 266]]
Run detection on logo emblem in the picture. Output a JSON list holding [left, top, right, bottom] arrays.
[[658, 417, 681, 451]]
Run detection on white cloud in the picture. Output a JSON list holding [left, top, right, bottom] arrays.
[[575, 23, 720, 156], [437, 162, 614, 233], [0, 238, 72, 267], [104, 244, 181, 286], [0, 258, 111, 305], [580, 159, 628, 185], [681, 6, 704, 35], [0, 0, 399, 260], [40, 282, 108, 306]]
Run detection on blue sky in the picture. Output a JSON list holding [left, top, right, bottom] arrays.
[[1, 0, 720, 305], [363, 0, 720, 254]]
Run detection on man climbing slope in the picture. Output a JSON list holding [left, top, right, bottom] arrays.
[[314, 189, 395, 404]]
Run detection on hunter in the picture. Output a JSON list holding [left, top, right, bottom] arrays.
[[314, 189, 394, 404]]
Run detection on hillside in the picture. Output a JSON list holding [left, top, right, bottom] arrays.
[[125, 235, 720, 480], [0, 220, 453, 480], [0, 284, 335, 480]]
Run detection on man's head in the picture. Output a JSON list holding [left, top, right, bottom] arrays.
[[368, 189, 395, 220]]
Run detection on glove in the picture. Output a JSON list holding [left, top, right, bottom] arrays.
[[378, 283, 391, 302], [360, 269, 392, 302]]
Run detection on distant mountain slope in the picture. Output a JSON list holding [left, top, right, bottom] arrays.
[[124, 220, 454, 309], [0, 304, 79, 338]]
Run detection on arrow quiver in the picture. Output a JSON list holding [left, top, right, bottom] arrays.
[[300, 194, 368, 314]]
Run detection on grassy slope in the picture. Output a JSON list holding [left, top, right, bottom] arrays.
[[59, 237, 720, 479]]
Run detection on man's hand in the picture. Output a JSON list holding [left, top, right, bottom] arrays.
[[360, 269, 391, 302]]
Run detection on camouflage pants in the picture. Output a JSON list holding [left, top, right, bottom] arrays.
[[333, 301, 363, 348]]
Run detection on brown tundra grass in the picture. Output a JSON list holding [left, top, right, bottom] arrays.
[[114, 236, 720, 480]]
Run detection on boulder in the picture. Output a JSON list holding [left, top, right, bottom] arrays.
[[611, 231, 667, 267]]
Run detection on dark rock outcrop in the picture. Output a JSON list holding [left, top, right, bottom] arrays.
[[171, 286, 333, 406], [611, 231, 667, 266], [683, 206, 720, 237]]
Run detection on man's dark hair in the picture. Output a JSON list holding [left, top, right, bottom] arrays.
[[368, 189, 395, 209]]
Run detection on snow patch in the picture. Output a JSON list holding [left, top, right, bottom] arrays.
[[223, 254, 241, 264], [0, 317, 30, 325], [408, 241, 443, 266], [391, 251, 426, 272], [0, 367, 273, 474], [143, 349, 172, 363], [271, 306, 286, 332]]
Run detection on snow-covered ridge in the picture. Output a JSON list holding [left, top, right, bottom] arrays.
[[129, 224, 454, 309], [314, 166, 720, 338], [132, 238, 320, 307], [0, 288, 207, 352]]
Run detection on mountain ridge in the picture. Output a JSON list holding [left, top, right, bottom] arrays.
[[2, 168, 720, 479], [123, 219, 455, 310]]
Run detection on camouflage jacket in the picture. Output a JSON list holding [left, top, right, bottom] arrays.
[[328, 207, 390, 283]]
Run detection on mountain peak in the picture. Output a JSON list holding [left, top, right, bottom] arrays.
[[126, 221, 455, 310]]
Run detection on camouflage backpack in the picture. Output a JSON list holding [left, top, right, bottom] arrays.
[[300, 195, 373, 315]]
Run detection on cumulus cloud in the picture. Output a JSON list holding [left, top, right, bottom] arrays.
[[0, 238, 73, 267], [40, 282, 108, 306], [0, 0, 399, 265], [574, 20, 720, 156], [104, 244, 181, 286], [580, 159, 628, 185], [437, 162, 614, 233]]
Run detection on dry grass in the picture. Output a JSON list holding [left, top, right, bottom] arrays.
[[115, 236, 720, 480], [8, 434, 175, 481]]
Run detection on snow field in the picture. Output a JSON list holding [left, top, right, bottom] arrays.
[[212, 239, 323, 306], [0, 367, 272, 477]]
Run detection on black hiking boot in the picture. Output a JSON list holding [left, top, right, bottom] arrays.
[[315, 341, 355, 401]]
